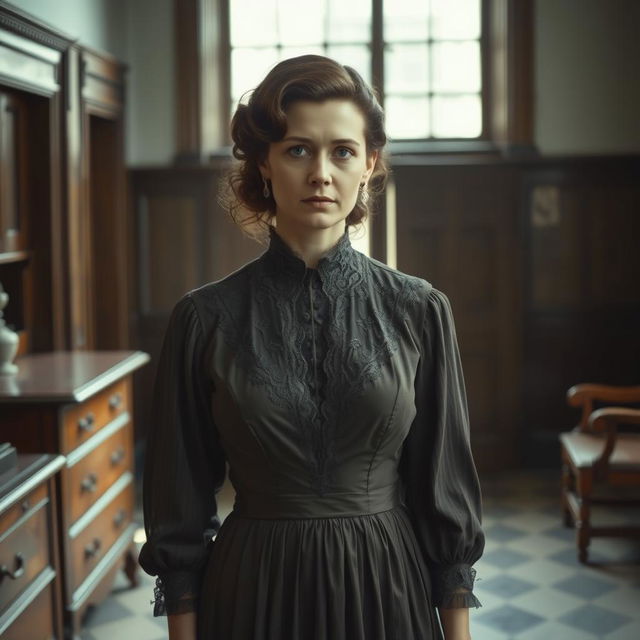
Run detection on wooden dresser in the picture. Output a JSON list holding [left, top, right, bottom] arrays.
[[0, 453, 65, 640], [0, 351, 149, 639]]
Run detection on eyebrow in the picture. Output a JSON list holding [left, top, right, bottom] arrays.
[[281, 136, 361, 147]]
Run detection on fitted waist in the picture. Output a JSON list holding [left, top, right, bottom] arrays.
[[232, 484, 401, 519]]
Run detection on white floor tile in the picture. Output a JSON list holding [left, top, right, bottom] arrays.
[[505, 558, 577, 585], [88, 615, 167, 640], [506, 533, 573, 557], [516, 620, 595, 640], [511, 586, 585, 618]]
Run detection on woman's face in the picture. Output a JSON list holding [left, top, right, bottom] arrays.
[[260, 99, 377, 234]]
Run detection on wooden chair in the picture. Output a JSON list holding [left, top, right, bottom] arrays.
[[560, 384, 640, 563]]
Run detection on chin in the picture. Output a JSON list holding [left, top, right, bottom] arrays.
[[292, 212, 348, 230], [305, 216, 347, 230]]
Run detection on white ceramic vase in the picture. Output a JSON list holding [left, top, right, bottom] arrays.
[[0, 282, 19, 376]]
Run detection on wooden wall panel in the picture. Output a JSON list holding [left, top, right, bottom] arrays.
[[394, 162, 522, 471], [141, 196, 201, 314], [522, 160, 640, 466], [456, 228, 496, 310]]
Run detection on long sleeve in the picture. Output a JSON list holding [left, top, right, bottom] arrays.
[[138, 293, 227, 616], [399, 286, 485, 609]]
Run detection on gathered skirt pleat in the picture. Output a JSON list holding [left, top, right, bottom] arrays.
[[197, 505, 443, 640]]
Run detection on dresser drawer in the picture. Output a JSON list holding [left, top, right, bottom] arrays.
[[67, 422, 132, 524], [69, 480, 134, 592], [61, 379, 130, 454], [1, 580, 55, 640], [0, 484, 47, 538], [0, 498, 51, 613]]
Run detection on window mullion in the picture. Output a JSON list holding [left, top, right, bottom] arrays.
[[220, 0, 232, 146], [371, 0, 384, 106]]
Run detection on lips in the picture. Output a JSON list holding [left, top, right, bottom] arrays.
[[302, 196, 336, 203]]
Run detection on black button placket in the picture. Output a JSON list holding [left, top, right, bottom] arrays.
[[307, 269, 320, 409]]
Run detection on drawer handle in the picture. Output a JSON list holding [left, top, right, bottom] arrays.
[[78, 412, 96, 432], [20, 499, 30, 513], [113, 508, 126, 528], [109, 392, 123, 410], [1, 552, 25, 581], [110, 447, 126, 466], [84, 538, 102, 559], [80, 472, 98, 493]]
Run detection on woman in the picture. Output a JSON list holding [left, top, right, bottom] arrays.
[[139, 55, 485, 640]]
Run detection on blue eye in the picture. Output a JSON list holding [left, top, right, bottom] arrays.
[[335, 147, 354, 159], [288, 145, 307, 157]]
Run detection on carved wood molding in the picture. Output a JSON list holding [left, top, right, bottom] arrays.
[[0, 1, 74, 52], [80, 48, 126, 115]]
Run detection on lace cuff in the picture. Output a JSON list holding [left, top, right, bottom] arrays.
[[150, 572, 201, 616], [434, 564, 482, 609]]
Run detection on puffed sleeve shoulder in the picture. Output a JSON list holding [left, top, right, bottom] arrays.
[[399, 285, 485, 609], [138, 292, 227, 616]]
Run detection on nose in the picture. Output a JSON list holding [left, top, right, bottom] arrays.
[[308, 155, 331, 185]]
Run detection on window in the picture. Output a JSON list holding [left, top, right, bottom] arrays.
[[228, 0, 483, 141]]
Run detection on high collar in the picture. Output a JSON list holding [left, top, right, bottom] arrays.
[[262, 226, 364, 293]]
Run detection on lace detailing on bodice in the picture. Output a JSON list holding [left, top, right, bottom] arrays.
[[212, 228, 425, 494]]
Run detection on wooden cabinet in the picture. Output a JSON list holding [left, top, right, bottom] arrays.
[[0, 350, 149, 639], [0, 6, 131, 354], [0, 453, 65, 640]]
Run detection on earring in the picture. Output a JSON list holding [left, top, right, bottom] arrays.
[[262, 177, 270, 199]]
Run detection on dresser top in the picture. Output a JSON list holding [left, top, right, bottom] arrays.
[[0, 350, 150, 404], [0, 453, 65, 511]]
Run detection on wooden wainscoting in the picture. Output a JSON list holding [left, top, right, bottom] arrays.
[[393, 154, 640, 471], [393, 159, 522, 471]]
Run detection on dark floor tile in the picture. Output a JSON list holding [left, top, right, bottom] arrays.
[[553, 573, 619, 600], [475, 604, 545, 634], [558, 604, 631, 636], [547, 546, 611, 567]]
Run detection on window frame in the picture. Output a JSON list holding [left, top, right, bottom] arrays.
[[224, 0, 491, 150], [176, 0, 533, 160]]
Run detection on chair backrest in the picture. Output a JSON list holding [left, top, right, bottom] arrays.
[[566, 384, 640, 433]]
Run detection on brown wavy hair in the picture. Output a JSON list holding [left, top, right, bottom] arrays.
[[221, 55, 388, 236]]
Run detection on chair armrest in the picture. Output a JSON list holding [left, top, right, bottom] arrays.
[[567, 385, 640, 430], [588, 407, 640, 477], [589, 407, 640, 430], [567, 384, 640, 406]]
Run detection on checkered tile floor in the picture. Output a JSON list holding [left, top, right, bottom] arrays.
[[80, 470, 640, 639]]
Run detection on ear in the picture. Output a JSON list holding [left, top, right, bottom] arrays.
[[259, 157, 271, 180], [363, 150, 378, 184]]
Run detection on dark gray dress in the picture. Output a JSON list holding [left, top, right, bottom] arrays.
[[138, 227, 485, 639]]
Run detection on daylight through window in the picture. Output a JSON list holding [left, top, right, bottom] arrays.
[[229, 0, 483, 141]]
